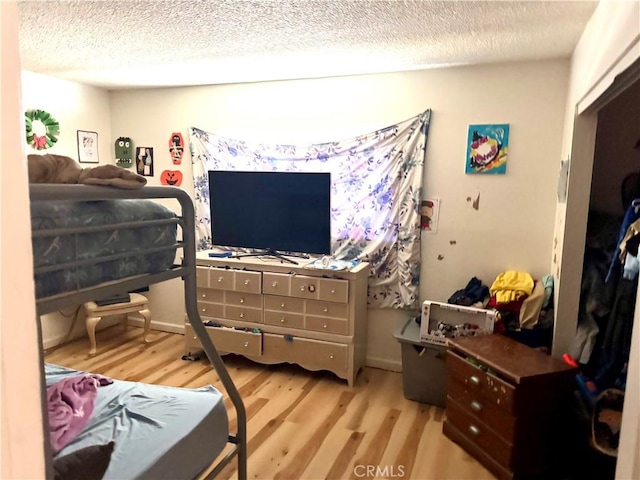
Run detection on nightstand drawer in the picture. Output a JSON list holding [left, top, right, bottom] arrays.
[[447, 350, 515, 413], [448, 378, 516, 442], [446, 397, 513, 469]]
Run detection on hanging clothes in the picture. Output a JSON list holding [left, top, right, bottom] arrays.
[[606, 199, 640, 282]]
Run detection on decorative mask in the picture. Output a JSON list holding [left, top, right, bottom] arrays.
[[115, 137, 133, 167]]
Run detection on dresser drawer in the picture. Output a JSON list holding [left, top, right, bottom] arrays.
[[197, 287, 224, 304], [197, 302, 224, 318], [446, 397, 513, 469], [226, 291, 262, 309], [318, 278, 349, 303], [196, 266, 210, 287], [291, 275, 320, 300], [306, 316, 349, 335], [225, 305, 262, 323], [185, 323, 262, 356], [306, 299, 348, 319], [448, 378, 516, 442], [234, 270, 262, 294], [264, 295, 305, 313], [263, 273, 291, 296], [447, 350, 515, 413], [264, 310, 305, 329], [262, 334, 347, 374], [209, 269, 235, 291]]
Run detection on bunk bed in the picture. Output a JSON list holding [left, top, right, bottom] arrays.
[[30, 184, 247, 480]]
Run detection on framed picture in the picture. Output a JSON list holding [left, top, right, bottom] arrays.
[[465, 124, 509, 175], [136, 146, 154, 176], [77, 130, 99, 163]]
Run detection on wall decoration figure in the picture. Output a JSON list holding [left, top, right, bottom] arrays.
[[25, 109, 59, 150], [136, 147, 154, 176], [115, 137, 133, 168], [77, 130, 99, 163], [465, 124, 509, 175], [421, 198, 440, 232], [161, 170, 183, 186], [169, 132, 184, 165]]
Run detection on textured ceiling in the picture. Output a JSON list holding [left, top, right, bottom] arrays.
[[18, 0, 599, 90]]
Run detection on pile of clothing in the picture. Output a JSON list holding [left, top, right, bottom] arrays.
[[448, 271, 554, 339]]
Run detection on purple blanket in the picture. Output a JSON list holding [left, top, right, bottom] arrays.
[[47, 374, 113, 453]]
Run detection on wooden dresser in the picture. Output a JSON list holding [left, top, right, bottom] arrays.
[[444, 334, 576, 480], [184, 252, 369, 386]]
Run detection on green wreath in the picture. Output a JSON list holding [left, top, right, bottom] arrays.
[[25, 109, 59, 150]]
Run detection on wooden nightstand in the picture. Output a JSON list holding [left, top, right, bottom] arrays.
[[444, 334, 576, 480], [84, 293, 151, 355]]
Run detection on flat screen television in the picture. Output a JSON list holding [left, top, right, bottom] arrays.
[[208, 170, 331, 256]]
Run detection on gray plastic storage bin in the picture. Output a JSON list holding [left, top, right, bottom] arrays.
[[393, 318, 447, 408]]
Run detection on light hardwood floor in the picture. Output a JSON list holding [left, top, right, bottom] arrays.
[[45, 326, 495, 480]]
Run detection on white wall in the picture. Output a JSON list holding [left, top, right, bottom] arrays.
[[1, 2, 46, 478], [21, 71, 114, 348], [109, 59, 569, 369]]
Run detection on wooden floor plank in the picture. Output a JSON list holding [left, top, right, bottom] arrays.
[[45, 326, 495, 480]]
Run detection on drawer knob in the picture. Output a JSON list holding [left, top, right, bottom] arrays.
[[193, 336, 197, 340], [272, 281, 278, 287], [300, 285, 306, 291], [323, 307, 328, 313], [308, 285, 316, 293], [469, 375, 480, 386], [240, 298, 245, 304], [217, 277, 223, 283], [240, 313, 245, 318], [331, 288, 336, 294], [244, 342, 249, 348], [323, 323, 328, 329], [201, 308, 206, 312], [329, 354, 335, 359], [468, 425, 480, 436], [470, 400, 482, 412], [201, 294, 206, 298], [280, 318, 285, 323], [281, 303, 285, 308], [244, 279, 250, 285]]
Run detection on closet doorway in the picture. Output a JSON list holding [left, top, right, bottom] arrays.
[[568, 61, 640, 480]]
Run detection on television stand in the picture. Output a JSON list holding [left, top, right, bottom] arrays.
[[232, 249, 306, 265]]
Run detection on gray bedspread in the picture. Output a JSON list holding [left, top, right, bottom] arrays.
[[31, 199, 177, 298]]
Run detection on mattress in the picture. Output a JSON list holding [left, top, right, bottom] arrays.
[[45, 364, 229, 480], [31, 199, 178, 298]]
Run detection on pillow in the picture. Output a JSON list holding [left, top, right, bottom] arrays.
[[53, 441, 115, 480]]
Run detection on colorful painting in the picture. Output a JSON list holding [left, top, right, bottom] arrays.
[[465, 124, 509, 174]]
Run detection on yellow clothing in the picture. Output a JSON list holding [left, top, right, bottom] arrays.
[[490, 271, 534, 304]]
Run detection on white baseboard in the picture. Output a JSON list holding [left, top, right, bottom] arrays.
[[365, 356, 402, 372], [128, 316, 185, 335]]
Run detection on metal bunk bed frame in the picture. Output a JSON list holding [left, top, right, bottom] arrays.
[[30, 184, 247, 480]]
